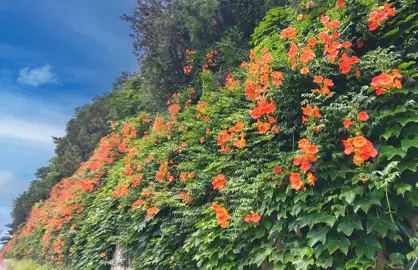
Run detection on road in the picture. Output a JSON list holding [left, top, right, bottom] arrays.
[[0, 259, 11, 270]]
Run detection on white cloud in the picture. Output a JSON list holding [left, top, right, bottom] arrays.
[[0, 171, 15, 187], [0, 116, 64, 146], [17, 65, 57, 87]]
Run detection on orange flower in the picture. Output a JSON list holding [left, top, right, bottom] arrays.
[[358, 111, 369, 121], [280, 27, 297, 39], [302, 105, 314, 116], [212, 174, 227, 190], [342, 41, 351, 49], [188, 172, 196, 179], [257, 121, 271, 134], [368, 4, 395, 31], [306, 145, 319, 155], [343, 136, 377, 165], [288, 42, 299, 61], [307, 172, 316, 185], [298, 138, 310, 148], [251, 213, 261, 223], [353, 136, 367, 147], [371, 70, 402, 95], [360, 177, 368, 183], [289, 173, 303, 190], [320, 15, 330, 24], [251, 98, 276, 119], [245, 214, 251, 223], [146, 207, 159, 219], [274, 167, 282, 174], [300, 67, 309, 74], [212, 202, 229, 228], [308, 37, 317, 47], [343, 119, 352, 128], [100, 253, 106, 258], [314, 76, 323, 83], [289, 173, 301, 182], [326, 20, 341, 30], [233, 134, 246, 149], [324, 79, 334, 88], [336, 0, 345, 8], [331, 32, 340, 39], [313, 106, 322, 118], [271, 125, 279, 133], [250, 49, 255, 60]]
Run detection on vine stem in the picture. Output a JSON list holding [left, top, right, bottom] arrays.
[[386, 187, 394, 222], [410, 258, 417, 270]]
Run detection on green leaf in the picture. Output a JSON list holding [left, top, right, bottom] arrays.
[[327, 236, 351, 255], [381, 27, 399, 38], [381, 125, 401, 140], [367, 214, 397, 237], [407, 190, 418, 207], [399, 159, 418, 173], [379, 145, 407, 160], [339, 186, 364, 205], [292, 258, 314, 270], [354, 193, 381, 214], [401, 137, 418, 151], [337, 215, 363, 236], [306, 226, 330, 247], [402, 123, 418, 138], [395, 184, 412, 196], [398, 61, 416, 70], [262, 218, 272, 230], [389, 252, 405, 264], [297, 212, 336, 229], [255, 226, 266, 239], [398, 114, 418, 126], [354, 238, 381, 259]]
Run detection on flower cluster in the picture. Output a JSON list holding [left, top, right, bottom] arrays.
[[343, 111, 369, 128], [183, 49, 196, 74], [243, 48, 283, 100], [343, 136, 377, 165], [293, 139, 319, 172], [146, 207, 159, 219], [371, 69, 402, 95], [312, 76, 334, 96], [289, 173, 303, 191], [280, 27, 297, 39], [244, 212, 261, 223], [217, 122, 246, 152], [202, 49, 218, 70], [212, 202, 229, 228], [368, 3, 396, 31], [212, 174, 227, 190], [251, 98, 278, 134], [301, 104, 322, 124], [225, 73, 240, 91]]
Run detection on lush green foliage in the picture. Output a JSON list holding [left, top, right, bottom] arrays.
[[9, 259, 66, 270], [8, 0, 280, 234], [2, 0, 418, 269]]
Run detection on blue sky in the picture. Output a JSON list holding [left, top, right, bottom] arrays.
[[0, 0, 137, 239]]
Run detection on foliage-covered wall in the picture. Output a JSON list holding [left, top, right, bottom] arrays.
[[2, 0, 418, 269]]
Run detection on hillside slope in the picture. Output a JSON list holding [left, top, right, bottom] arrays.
[[2, 0, 418, 269]]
